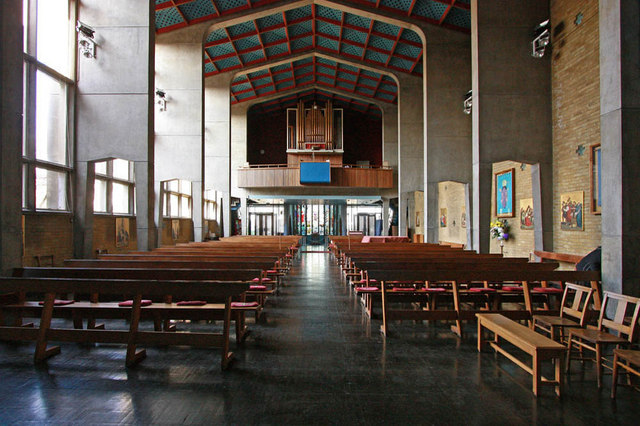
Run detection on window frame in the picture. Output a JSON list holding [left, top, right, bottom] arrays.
[[94, 159, 136, 216], [163, 179, 192, 219]]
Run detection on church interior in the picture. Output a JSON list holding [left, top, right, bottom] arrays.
[[1, 0, 639, 423]]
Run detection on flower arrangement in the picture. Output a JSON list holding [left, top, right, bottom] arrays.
[[490, 219, 510, 241]]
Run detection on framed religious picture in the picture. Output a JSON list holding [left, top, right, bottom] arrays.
[[560, 191, 584, 231], [495, 168, 515, 218], [590, 144, 601, 214], [439, 208, 447, 227], [171, 219, 180, 240], [519, 198, 534, 230], [115, 217, 130, 248]]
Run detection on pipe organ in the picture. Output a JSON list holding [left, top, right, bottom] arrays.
[[288, 99, 343, 166]]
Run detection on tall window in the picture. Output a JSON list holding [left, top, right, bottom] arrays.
[[94, 159, 136, 215], [163, 180, 192, 219], [22, 0, 75, 211], [203, 189, 218, 221]]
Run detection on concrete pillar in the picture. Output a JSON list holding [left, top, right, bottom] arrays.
[[155, 28, 204, 242], [382, 198, 390, 236], [471, 0, 552, 252], [424, 26, 472, 244], [75, 0, 155, 253], [397, 73, 424, 236], [599, 0, 640, 296], [0, 0, 24, 273], [205, 74, 234, 237]]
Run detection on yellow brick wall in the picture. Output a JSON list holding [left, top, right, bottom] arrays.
[[551, 0, 601, 256], [490, 161, 535, 258], [93, 216, 138, 254], [437, 181, 467, 246], [23, 213, 74, 266]]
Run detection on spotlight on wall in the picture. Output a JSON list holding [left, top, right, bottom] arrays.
[[156, 89, 167, 111], [531, 19, 550, 58], [76, 21, 96, 59], [463, 90, 472, 115]]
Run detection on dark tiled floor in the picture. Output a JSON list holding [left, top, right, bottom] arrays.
[[0, 249, 638, 425]]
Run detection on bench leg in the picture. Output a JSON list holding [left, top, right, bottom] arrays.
[[595, 343, 603, 389], [380, 284, 388, 337], [533, 352, 542, 397], [220, 297, 234, 370], [34, 292, 60, 363], [477, 319, 485, 352], [125, 295, 146, 367], [556, 353, 564, 397]]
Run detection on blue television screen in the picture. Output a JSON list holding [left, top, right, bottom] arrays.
[[300, 162, 331, 184]]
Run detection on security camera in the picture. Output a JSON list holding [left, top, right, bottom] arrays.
[[76, 21, 95, 39], [531, 19, 550, 58]]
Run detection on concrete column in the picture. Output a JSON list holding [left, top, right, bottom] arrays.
[[397, 73, 424, 236], [424, 26, 472, 243], [471, 0, 552, 252], [382, 198, 390, 236], [0, 0, 24, 274], [155, 28, 204, 242], [76, 0, 155, 253], [599, 0, 640, 296], [205, 74, 234, 237]]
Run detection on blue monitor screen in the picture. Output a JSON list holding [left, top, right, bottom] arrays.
[[300, 162, 331, 184]]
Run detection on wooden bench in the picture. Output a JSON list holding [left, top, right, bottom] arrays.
[[477, 313, 567, 397], [0, 277, 249, 369]]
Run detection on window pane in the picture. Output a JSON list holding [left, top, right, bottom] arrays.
[[36, 167, 67, 210], [113, 159, 130, 181], [22, 165, 28, 209], [180, 180, 192, 196], [35, 70, 67, 165], [113, 182, 129, 214], [167, 180, 178, 192], [36, 0, 71, 76], [94, 179, 107, 212], [181, 197, 191, 218], [94, 161, 107, 175], [170, 194, 179, 217]]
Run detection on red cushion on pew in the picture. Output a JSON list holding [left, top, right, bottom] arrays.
[[39, 299, 75, 306], [417, 288, 446, 293], [368, 279, 377, 283], [118, 299, 152, 307], [250, 285, 267, 290], [392, 287, 415, 292], [176, 300, 207, 306], [286, 254, 293, 257], [355, 287, 379, 292], [532, 287, 563, 294], [501, 286, 523, 291], [252, 277, 272, 282], [266, 269, 278, 273], [468, 287, 497, 293], [231, 301, 260, 308]]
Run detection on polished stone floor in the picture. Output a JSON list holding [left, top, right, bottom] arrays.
[[0, 248, 638, 425]]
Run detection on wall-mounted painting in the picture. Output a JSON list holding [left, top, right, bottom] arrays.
[[171, 219, 180, 240], [115, 217, 130, 248], [591, 144, 601, 214], [561, 191, 584, 231], [495, 168, 515, 218], [519, 198, 534, 230], [461, 206, 467, 229], [440, 208, 447, 227]]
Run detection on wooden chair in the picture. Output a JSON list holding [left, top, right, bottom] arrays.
[[565, 292, 640, 388], [611, 349, 640, 398], [532, 282, 594, 342]]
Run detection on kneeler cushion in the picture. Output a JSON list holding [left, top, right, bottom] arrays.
[[231, 301, 260, 308], [176, 300, 207, 306], [417, 288, 446, 292], [250, 285, 267, 290], [392, 287, 415, 292], [118, 299, 152, 307], [532, 287, 563, 294], [355, 287, 379, 291], [39, 299, 75, 306], [501, 286, 523, 291], [468, 287, 497, 292]]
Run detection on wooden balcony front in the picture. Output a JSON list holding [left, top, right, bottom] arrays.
[[237, 164, 393, 189]]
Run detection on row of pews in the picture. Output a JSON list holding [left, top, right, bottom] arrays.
[[0, 235, 300, 370], [329, 237, 640, 398]]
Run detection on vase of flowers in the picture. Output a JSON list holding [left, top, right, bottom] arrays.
[[489, 219, 510, 241]]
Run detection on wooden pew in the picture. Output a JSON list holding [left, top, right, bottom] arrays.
[[365, 269, 601, 338], [477, 313, 567, 397], [0, 277, 249, 369]]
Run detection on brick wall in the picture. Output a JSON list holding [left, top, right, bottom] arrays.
[[93, 216, 138, 255], [22, 213, 74, 266], [438, 181, 467, 246], [551, 0, 601, 256], [161, 218, 194, 246], [490, 161, 535, 259]]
